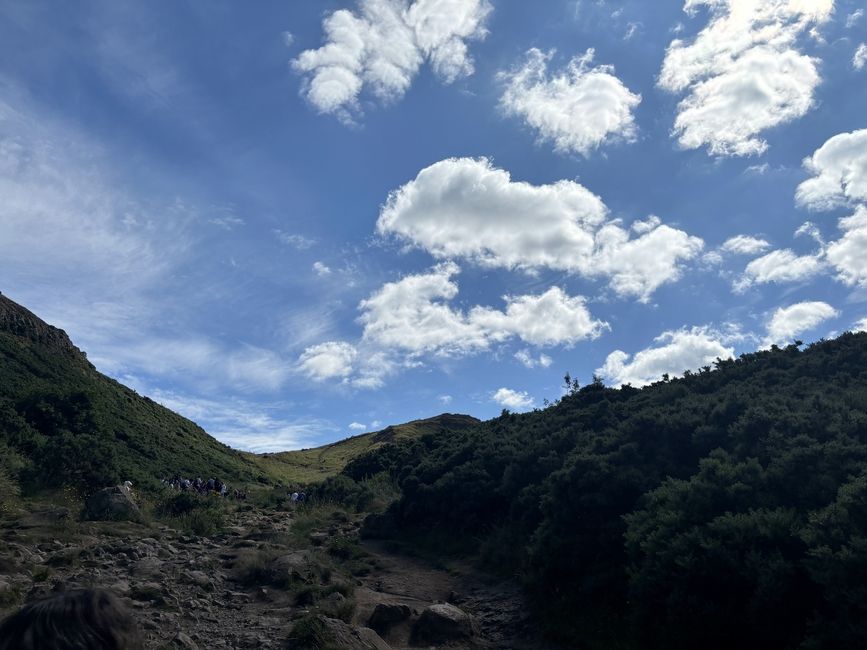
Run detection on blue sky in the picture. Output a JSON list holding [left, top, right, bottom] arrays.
[[1, 0, 866, 451]]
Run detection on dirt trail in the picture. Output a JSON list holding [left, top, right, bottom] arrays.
[[0, 503, 550, 649], [354, 540, 544, 649]]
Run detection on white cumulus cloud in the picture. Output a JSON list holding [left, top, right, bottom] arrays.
[[292, 0, 491, 121], [764, 301, 838, 346], [313, 261, 332, 276], [796, 129, 867, 210], [598, 326, 736, 387], [297, 341, 358, 381], [734, 248, 825, 291], [515, 349, 553, 368], [348, 422, 367, 431], [826, 206, 867, 287], [854, 43, 867, 70], [659, 0, 833, 156], [853, 317, 867, 333], [358, 262, 608, 355], [499, 48, 640, 156], [721, 235, 771, 255], [377, 158, 703, 301], [492, 387, 534, 411]]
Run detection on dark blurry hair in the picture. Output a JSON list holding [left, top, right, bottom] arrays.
[[0, 588, 143, 650]]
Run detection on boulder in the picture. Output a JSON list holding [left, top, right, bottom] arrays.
[[270, 550, 316, 584], [368, 602, 412, 633], [292, 616, 391, 650], [166, 632, 199, 649], [413, 603, 477, 644], [181, 570, 213, 590], [84, 486, 142, 522]]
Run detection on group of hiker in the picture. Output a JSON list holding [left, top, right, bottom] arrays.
[[161, 476, 243, 499]]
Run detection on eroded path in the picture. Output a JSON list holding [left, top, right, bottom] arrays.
[[354, 540, 543, 649], [0, 502, 551, 649]]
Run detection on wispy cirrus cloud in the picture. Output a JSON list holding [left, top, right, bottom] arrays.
[[0, 86, 300, 448], [125, 383, 333, 453]]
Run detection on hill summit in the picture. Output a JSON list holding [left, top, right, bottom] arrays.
[[0, 292, 81, 357]]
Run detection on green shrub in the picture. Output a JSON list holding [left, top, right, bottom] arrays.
[[155, 492, 226, 535], [287, 615, 338, 650]]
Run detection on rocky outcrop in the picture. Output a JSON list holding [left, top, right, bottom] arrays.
[[84, 486, 142, 522], [412, 602, 477, 645], [0, 292, 85, 359]]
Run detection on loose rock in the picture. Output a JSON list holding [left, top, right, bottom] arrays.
[[413, 602, 477, 644], [368, 602, 412, 633]]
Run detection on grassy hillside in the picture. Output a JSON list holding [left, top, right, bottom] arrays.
[[0, 292, 288, 493], [0, 292, 478, 500], [347, 333, 867, 650], [246, 413, 479, 483]]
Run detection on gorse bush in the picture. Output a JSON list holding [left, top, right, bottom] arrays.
[[350, 333, 867, 649]]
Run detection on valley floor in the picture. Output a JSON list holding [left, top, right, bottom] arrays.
[[0, 500, 549, 649]]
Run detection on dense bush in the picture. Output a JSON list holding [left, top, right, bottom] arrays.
[[155, 491, 227, 536], [311, 472, 399, 512], [352, 333, 867, 649]]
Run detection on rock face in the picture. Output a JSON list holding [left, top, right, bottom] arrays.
[[368, 602, 412, 634], [84, 486, 142, 522], [413, 603, 477, 644]]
